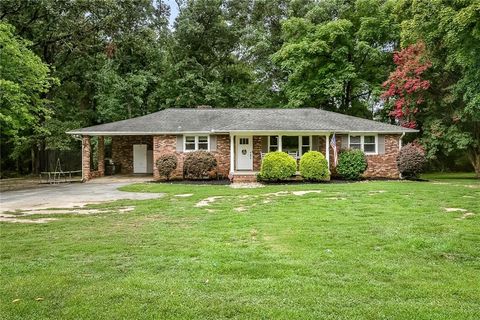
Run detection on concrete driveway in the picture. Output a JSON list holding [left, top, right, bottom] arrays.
[[0, 176, 163, 213]]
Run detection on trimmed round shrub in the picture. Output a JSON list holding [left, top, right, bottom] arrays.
[[299, 151, 330, 181], [258, 151, 297, 181], [396, 143, 426, 179], [336, 149, 368, 180], [183, 151, 217, 180], [156, 154, 177, 180]]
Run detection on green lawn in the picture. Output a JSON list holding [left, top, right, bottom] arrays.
[[1, 174, 479, 319]]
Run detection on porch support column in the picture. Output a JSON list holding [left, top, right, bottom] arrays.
[[97, 136, 105, 177], [153, 136, 161, 180], [325, 134, 330, 171], [278, 135, 282, 152], [229, 134, 235, 175], [82, 135, 91, 182]]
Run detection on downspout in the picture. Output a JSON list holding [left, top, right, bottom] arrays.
[[399, 132, 405, 150], [399, 132, 406, 179]]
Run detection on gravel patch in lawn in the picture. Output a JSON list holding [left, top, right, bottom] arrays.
[[456, 212, 475, 220], [174, 193, 193, 197], [230, 183, 264, 188], [444, 208, 467, 212], [292, 190, 322, 196], [0, 214, 59, 224], [0, 206, 135, 224], [195, 196, 224, 207]]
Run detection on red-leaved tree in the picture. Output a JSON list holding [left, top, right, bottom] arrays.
[[382, 42, 432, 128]]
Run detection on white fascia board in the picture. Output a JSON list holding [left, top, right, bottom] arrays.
[[66, 129, 416, 136], [66, 131, 229, 136]]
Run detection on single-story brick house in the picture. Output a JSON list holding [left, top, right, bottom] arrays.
[[67, 108, 417, 182]]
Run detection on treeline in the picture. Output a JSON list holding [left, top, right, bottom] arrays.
[[0, 0, 478, 176]]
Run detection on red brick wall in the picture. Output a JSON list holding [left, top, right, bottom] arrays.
[[112, 136, 153, 174], [364, 134, 401, 179], [152, 134, 230, 180], [253, 136, 263, 171], [104, 133, 401, 180]]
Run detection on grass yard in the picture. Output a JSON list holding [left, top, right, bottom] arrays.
[[1, 174, 479, 319]]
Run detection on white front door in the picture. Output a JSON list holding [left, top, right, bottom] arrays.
[[236, 136, 253, 170], [133, 144, 147, 173]]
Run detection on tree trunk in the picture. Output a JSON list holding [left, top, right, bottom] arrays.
[[468, 149, 480, 179], [31, 148, 35, 174]]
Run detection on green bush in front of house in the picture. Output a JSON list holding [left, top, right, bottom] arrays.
[[336, 149, 368, 180], [183, 151, 217, 180], [299, 151, 330, 181], [258, 151, 297, 181]]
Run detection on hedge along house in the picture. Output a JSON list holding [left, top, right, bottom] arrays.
[[67, 108, 417, 182]]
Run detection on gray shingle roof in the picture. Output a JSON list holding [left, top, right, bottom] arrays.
[[67, 108, 418, 135]]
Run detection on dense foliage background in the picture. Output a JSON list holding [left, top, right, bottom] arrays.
[[0, 0, 478, 176]]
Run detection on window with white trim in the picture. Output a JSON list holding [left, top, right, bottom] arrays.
[[269, 136, 278, 152], [301, 136, 310, 155], [184, 135, 209, 151], [267, 135, 311, 156], [349, 135, 377, 154]]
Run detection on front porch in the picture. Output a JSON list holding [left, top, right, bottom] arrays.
[[79, 133, 341, 182], [228, 133, 337, 182]]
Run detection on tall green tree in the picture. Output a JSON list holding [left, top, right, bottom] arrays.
[[0, 22, 57, 163], [273, 0, 399, 117], [1, 0, 171, 171], [394, 0, 480, 177]]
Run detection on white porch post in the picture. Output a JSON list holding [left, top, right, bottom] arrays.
[[278, 135, 282, 151], [230, 134, 235, 174], [325, 134, 330, 170]]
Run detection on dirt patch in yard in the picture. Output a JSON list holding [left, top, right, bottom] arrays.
[[444, 208, 467, 212], [195, 196, 224, 207], [230, 183, 264, 189], [0, 206, 135, 224], [456, 212, 475, 220], [0, 213, 59, 224], [292, 190, 322, 196]]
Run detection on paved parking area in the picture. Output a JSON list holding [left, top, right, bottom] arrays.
[[0, 177, 163, 212]]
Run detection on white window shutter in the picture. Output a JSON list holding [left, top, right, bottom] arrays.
[[378, 135, 385, 154], [176, 135, 183, 152], [209, 135, 217, 151]]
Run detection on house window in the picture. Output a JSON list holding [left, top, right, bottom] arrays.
[[349, 136, 361, 150], [266, 135, 311, 157], [301, 136, 310, 156], [185, 136, 196, 151], [269, 136, 278, 152], [349, 135, 377, 154], [282, 136, 299, 154], [363, 135, 376, 153], [184, 135, 209, 151], [198, 136, 209, 150]]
